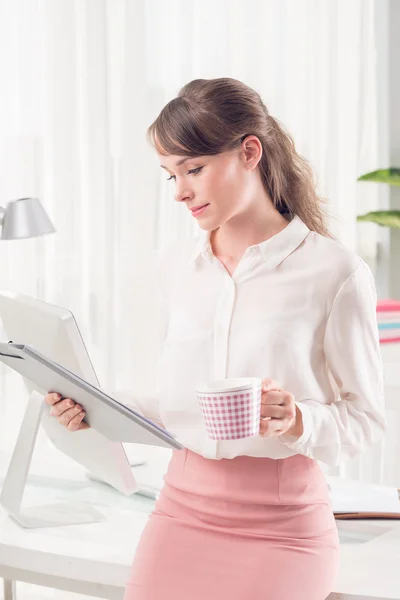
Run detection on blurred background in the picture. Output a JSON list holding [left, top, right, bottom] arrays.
[[0, 0, 399, 491]]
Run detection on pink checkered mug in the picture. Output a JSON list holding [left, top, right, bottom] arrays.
[[196, 377, 262, 440]]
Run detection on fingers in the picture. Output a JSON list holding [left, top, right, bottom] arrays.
[[261, 391, 295, 417], [67, 412, 89, 432], [261, 390, 293, 405], [259, 385, 296, 437], [45, 391, 90, 431], [45, 392, 63, 406], [56, 405, 88, 431], [55, 404, 84, 425], [259, 417, 286, 437], [49, 398, 77, 417], [260, 404, 286, 419], [261, 378, 281, 392]]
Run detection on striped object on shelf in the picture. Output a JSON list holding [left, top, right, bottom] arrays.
[[377, 299, 400, 344]]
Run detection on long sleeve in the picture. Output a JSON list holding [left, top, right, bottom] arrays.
[[277, 259, 388, 466], [111, 388, 165, 428]]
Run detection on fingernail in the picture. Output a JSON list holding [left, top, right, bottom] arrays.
[[262, 385, 268, 392], [74, 406, 81, 412], [66, 400, 73, 408], [53, 393, 60, 400]]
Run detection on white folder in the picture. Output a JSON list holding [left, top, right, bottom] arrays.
[[0, 342, 183, 451]]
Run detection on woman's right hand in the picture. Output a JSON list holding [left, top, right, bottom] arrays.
[[44, 392, 90, 431]]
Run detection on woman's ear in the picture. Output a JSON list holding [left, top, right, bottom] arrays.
[[241, 135, 262, 170]]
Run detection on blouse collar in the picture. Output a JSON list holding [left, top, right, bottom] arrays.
[[188, 215, 311, 271]]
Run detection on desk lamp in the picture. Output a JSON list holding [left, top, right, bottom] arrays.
[[0, 197, 55, 240]]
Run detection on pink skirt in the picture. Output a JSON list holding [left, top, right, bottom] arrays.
[[124, 449, 339, 600]]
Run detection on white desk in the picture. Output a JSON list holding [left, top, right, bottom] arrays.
[[331, 519, 400, 599], [0, 447, 153, 599], [0, 449, 400, 600]]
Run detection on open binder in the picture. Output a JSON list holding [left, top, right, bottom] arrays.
[[328, 476, 400, 520], [0, 342, 182, 450], [0, 342, 183, 528]]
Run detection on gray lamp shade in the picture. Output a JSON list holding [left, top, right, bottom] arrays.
[[0, 198, 56, 240]]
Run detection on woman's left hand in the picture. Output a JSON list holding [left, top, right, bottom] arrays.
[[259, 378, 303, 439]]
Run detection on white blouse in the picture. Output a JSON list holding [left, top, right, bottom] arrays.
[[116, 215, 387, 467]]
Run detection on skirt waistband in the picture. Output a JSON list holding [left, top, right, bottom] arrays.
[[163, 448, 331, 506], [155, 449, 336, 539]]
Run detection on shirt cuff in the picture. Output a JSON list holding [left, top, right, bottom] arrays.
[[275, 401, 313, 454]]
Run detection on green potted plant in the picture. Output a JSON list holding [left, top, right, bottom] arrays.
[[357, 168, 400, 228]]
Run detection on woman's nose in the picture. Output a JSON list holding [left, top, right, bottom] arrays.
[[174, 181, 194, 203]]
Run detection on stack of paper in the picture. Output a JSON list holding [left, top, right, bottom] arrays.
[[327, 476, 400, 519], [377, 298, 400, 344]]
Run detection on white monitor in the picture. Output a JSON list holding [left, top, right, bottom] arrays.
[[0, 290, 138, 497]]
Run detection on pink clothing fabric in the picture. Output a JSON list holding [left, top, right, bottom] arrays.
[[124, 448, 340, 600]]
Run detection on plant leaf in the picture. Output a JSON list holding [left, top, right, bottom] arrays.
[[357, 168, 400, 186], [357, 210, 400, 228]]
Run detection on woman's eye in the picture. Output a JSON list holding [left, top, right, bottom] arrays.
[[166, 166, 203, 181], [188, 167, 203, 176]]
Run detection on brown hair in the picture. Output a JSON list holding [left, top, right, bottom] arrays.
[[147, 77, 331, 237]]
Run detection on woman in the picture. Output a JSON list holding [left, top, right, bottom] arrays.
[[46, 78, 387, 600]]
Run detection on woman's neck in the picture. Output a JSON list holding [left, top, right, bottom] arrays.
[[210, 210, 290, 263]]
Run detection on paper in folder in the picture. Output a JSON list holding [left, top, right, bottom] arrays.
[[327, 476, 400, 520], [0, 343, 183, 451]]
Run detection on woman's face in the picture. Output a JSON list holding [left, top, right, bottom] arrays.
[[157, 142, 259, 231]]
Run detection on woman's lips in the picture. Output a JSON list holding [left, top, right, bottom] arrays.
[[191, 204, 210, 217]]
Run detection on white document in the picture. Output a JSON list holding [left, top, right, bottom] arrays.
[[327, 475, 400, 514]]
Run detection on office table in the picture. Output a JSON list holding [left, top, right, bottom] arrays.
[[0, 450, 399, 600]]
